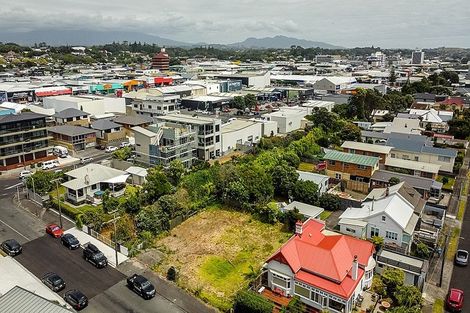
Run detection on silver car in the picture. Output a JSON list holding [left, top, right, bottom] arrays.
[[455, 249, 468, 266]]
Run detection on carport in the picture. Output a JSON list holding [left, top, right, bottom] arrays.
[[65, 227, 128, 267]]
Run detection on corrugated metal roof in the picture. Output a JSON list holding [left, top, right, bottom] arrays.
[[0, 286, 72, 313], [323, 150, 379, 167]]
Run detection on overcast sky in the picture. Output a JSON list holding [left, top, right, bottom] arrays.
[[1, 0, 469, 48]]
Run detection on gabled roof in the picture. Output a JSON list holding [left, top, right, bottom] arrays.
[[53, 108, 89, 119], [296, 171, 329, 185], [268, 219, 374, 299], [385, 158, 441, 174], [0, 112, 45, 124], [341, 141, 393, 154], [340, 193, 415, 230], [0, 286, 73, 313], [48, 125, 96, 137], [365, 182, 426, 215], [370, 170, 438, 192], [323, 150, 379, 167], [62, 164, 127, 190]]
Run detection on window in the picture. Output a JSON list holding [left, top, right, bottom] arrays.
[[391, 153, 395, 158], [329, 299, 345, 311], [215, 135, 220, 143], [215, 124, 220, 132], [272, 273, 290, 289], [414, 156, 419, 161], [328, 160, 336, 166], [350, 149, 356, 154], [382, 216, 386, 222], [294, 284, 310, 299], [370, 226, 379, 237], [91, 184, 97, 190], [358, 164, 366, 170], [346, 227, 356, 233], [335, 173, 342, 180], [438, 156, 451, 162], [385, 231, 398, 240], [310, 291, 320, 303]]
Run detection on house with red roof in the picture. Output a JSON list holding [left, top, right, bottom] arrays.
[[263, 219, 375, 313]]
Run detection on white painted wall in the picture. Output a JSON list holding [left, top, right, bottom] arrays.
[[221, 122, 262, 153], [391, 149, 454, 173]]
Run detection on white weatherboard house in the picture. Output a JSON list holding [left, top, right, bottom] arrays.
[[62, 164, 128, 204], [339, 188, 419, 253], [296, 171, 329, 195]]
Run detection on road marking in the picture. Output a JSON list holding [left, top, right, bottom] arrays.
[[5, 182, 23, 190], [0, 218, 30, 241]]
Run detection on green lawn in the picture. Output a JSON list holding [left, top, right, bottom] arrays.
[[447, 227, 461, 261], [437, 175, 455, 191], [298, 162, 315, 172], [155, 208, 291, 311], [319, 210, 333, 221], [433, 299, 444, 313]]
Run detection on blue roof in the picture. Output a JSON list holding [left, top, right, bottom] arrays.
[[385, 133, 457, 157]]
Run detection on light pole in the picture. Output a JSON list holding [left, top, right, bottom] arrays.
[[107, 209, 121, 267], [51, 178, 63, 228]]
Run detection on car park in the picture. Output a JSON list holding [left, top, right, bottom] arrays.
[[83, 243, 108, 268], [126, 274, 156, 299], [61, 233, 80, 250], [80, 157, 94, 164], [105, 146, 118, 153], [42, 272, 66, 292], [446, 288, 464, 312], [1, 239, 22, 256], [64, 290, 88, 311], [19, 170, 32, 180], [455, 249, 469, 266], [46, 224, 64, 238]]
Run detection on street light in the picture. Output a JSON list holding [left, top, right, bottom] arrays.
[[107, 209, 121, 267], [51, 178, 63, 228]]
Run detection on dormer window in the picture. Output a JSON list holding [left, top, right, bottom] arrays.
[[382, 216, 386, 222]]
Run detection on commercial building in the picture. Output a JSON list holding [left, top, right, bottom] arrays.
[[210, 71, 270, 88], [44, 95, 126, 116], [125, 88, 179, 117], [181, 95, 232, 112], [151, 48, 170, 71], [263, 107, 307, 134], [221, 119, 262, 153], [155, 114, 222, 160], [411, 50, 425, 65], [133, 122, 197, 168], [0, 112, 55, 171]]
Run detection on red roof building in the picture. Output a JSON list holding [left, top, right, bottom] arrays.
[[151, 48, 170, 71], [264, 219, 375, 313], [435, 97, 465, 110]]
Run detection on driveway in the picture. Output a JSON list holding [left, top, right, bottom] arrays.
[[15, 235, 125, 299]]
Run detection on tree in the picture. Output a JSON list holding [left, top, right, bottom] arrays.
[[441, 176, 449, 186], [103, 190, 120, 213], [388, 177, 400, 186], [232, 96, 246, 110], [120, 187, 141, 214], [234, 290, 273, 313], [389, 67, 397, 84], [371, 235, 384, 250], [282, 207, 304, 232], [394, 285, 422, 308], [415, 242, 430, 259], [371, 276, 386, 296], [142, 167, 173, 204], [244, 94, 257, 109], [80, 210, 105, 231], [165, 160, 185, 186], [282, 150, 301, 168], [114, 214, 136, 243], [25, 170, 56, 195], [317, 193, 341, 211], [292, 180, 319, 205], [112, 147, 132, 160], [271, 162, 299, 197], [381, 267, 404, 296], [338, 123, 362, 142], [135, 204, 168, 235]]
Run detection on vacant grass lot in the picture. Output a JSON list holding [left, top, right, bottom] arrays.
[[154, 207, 291, 311], [298, 162, 315, 172]]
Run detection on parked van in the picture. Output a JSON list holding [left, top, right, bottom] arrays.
[[53, 146, 68, 158], [42, 160, 59, 170]]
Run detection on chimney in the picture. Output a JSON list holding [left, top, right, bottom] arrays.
[[295, 220, 303, 236], [385, 187, 390, 197], [351, 255, 358, 281]]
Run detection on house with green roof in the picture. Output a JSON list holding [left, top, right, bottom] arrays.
[[323, 150, 380, 194]]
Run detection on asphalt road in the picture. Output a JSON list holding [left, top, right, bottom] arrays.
[[448, 192, 470, 312], [15, 235, 125, 299]]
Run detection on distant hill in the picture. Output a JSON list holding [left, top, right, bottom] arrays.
[[228, 35, 343, 49], [0, 30, 191, 47]]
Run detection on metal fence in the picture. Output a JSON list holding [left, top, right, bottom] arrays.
[[82, 225, 129, 256]]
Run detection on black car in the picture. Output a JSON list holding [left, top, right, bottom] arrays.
[[64, 290, 88, 311], [127, 274, 156, 299], [1, 239, 22, 256], [61, 233, 80, 250], [83, 243, 107, 268], [42, 272, 66, 292]]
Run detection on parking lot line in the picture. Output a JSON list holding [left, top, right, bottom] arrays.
[[0, 217, 30, 241]]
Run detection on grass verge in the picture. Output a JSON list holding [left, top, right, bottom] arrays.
[[319, 210, 332, 221], [446, 227, 461, 261], [432, 299, 444, 313], [298, 162, 315, 172]]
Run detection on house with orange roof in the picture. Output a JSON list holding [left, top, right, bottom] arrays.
[[262, 219, 375, 313]]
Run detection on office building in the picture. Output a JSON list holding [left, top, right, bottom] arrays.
[[411, 50, 425, 65]]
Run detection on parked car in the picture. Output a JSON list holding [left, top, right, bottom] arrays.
[[42, 160, 58, 170], [80, 157, 93, 164], [46, 224, 64, 238], [64, 290, 88, 311], [120, 142, 131, 148], [61, 233, 80, 250], [19, 170, 32, 180], [455, 249, 468, 266], [446, 288, 464, 312], [1, 239, 22, 256], [83, 243, 108, 268], [105, 146, 118, 153], [126, 274, 156, 299], [42, 272, 66, 292]]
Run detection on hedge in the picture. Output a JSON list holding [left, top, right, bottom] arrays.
[[233, 290, 273, 313]]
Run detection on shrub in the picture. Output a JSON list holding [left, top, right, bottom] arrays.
[[233, 290, 273, 313]]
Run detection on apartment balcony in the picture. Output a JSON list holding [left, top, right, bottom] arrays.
[[0, 125, 47, 136]]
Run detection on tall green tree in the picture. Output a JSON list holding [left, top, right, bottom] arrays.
[[165, 160, 185, 186], [271, 162, 299, 197], [292, 180, 318, 205], [142, 167, 173, 204]]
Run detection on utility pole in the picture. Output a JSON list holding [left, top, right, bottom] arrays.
[[51, 178, 63, 228], [107, 209, 121, 267], [439, 231, 449, 287]]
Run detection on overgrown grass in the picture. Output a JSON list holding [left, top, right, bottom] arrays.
[[457, 175, 469, 221], [298, 162, 315, 172], [432, 299, 444, 313], [154, 208, 291, 311], [447, 227, 461, 261], [437, 175, 455, 191], [319, 210, 333, 221]]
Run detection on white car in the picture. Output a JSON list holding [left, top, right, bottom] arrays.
[[19, 170, 32, 180], [119, 142, 131, 148], [105, 146, 118, 153], [42, 160, 58, 170], [80, 157, 94, 164]]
